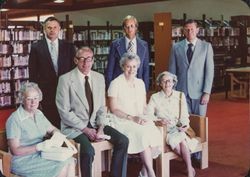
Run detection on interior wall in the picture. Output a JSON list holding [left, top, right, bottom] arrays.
[[55, 0, 250, 26]]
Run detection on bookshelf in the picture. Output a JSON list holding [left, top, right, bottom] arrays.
[[138, 21, 155, 90], [73, 21, 123, 74], [0, 23, 41, 109]]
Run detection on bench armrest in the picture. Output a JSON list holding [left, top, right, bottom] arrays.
[[189, 114, 208, 143], [0, 150, 11, 177]]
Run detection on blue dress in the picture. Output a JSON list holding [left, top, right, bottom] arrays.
[[6, 106, 73, 177]]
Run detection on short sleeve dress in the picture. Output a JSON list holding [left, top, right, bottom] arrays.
[[108, 74, 161, 156], [6, 106, 73, 177], [146, 90, 198, 152]]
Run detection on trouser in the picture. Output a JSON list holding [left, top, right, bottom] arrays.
[[186, 95, 207, 116], [74, 125, 129, 177]]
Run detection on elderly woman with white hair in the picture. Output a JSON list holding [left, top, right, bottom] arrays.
[[5, 82, 75, 177], [146, 71, 196, 177], [108, 52, 161, 177]]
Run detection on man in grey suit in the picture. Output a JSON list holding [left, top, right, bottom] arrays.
[[169, 19, 214, 116], [105, 15, 150, 91], [56, 47, 128, 177]]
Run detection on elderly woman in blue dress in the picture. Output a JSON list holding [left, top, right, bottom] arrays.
[[108, 52, 161, 177], [6, 82, 75, 177], [146, 71, 197, 177]]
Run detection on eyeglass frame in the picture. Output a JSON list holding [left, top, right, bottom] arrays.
[[75, 56, 94, 63]]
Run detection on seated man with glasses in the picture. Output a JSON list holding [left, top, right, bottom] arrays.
[[56, 46, 129, 177], [105, 15, 150, 91]]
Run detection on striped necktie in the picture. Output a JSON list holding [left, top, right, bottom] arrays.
[[127, 41, 134, 53]]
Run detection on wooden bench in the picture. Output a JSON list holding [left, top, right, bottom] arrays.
[[155, 115, 208, 177]]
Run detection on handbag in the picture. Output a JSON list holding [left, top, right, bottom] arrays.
[[178, 92, 196, 139], [41, 133, 77, 161]]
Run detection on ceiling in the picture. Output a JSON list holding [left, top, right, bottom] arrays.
[[0, 0, 163, 19]]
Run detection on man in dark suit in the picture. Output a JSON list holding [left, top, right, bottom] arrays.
[[169, 19, 214, 116], [105, 15, 150, 91], [56, 47, 129, 177], [28, 16, 75, 128]]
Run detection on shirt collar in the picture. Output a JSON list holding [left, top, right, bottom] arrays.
[[17, 105, 42, 122], [185, 38, 197, 47], [45, 36, 59, 46], [125, 36, 136, 46], [159, 90, 179, 99]]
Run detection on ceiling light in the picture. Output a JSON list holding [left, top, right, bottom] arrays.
[[0, 8, 9, 12], [54, 0, 64, 3]]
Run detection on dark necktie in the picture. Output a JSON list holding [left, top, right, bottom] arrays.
[[186, 43, 193, 63], [85, 76, 93, 117]]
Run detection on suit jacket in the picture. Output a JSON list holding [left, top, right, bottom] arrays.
[[169, 38, 214, 99], [56, 68, 106, 139], [105, 36, 150, 90], [28, 38, 75, 107]]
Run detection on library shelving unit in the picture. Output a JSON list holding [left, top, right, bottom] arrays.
[[138, 21, 155, 90], [231, 15, 250, 67], [73, 21, 123, 74], [0, 21, 41, 109]]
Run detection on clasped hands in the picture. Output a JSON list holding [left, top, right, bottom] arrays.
[[82, 127, 110, 142], [36, 131, 66, 151]]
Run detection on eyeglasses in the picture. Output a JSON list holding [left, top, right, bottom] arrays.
[[25, 96, 40, 102], [75, 56, 93, 63], [161, 79, 173, 84]]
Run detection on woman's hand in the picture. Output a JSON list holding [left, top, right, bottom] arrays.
[[178, 125, 188, 132], [132, 116, 148, 125]]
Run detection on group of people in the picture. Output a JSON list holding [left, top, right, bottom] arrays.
[[5, 15, 214, 177]]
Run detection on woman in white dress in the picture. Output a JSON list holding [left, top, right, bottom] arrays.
[[146, 71, 196, 177], [107, 53, 161, 177]]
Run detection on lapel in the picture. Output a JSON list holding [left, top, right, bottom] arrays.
[[90, 71, 98, 113], [116, 37, 127, 57], [136, 37, 144, 61], [71, 68, 89, 111], [180, 40, 189, 65], [190, 39, 201, 65], [42, 38, 58, 75], [58, 40, 63, 74]]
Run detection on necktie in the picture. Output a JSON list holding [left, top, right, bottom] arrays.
[[85, 76, 93, 117], [50, 42, 58, 74], [127, 41, 134, 53], [186, 43, 193, 63]]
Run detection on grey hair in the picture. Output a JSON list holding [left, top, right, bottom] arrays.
[[156, 71, 178, 87], [18, 82, 43, 104], [119, 52, 141, 70]]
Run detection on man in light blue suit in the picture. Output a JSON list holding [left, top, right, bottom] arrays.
[[56, 47, 128, 177], [169, 19, 214, 116], [105, 15, 150, 91]]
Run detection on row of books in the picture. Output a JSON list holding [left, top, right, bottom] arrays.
[[0, 55, 29, 68], [0, 29, 41, 41], [0, 95, 11, 107], [0, 82, 11, 94], [0, 67, 29, 80], [172, 26, 240, 37], [73, 30, 124, 42]]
